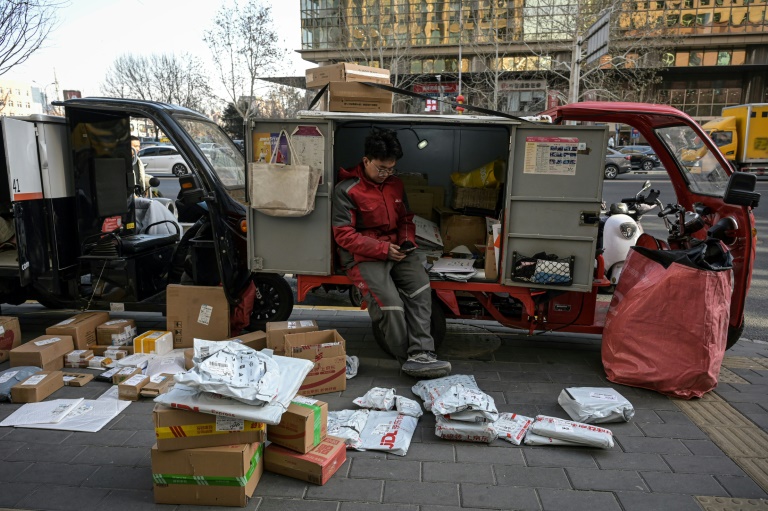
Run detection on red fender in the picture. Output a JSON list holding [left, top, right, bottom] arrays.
[[434, 289, 460, 316]]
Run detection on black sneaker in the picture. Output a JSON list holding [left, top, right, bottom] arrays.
[[401, 351, 451, 379]]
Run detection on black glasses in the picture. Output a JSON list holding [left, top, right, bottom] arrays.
[[368, 160, 397, 176]]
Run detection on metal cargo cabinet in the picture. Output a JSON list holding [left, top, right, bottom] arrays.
[[503, 125, 606, 292]]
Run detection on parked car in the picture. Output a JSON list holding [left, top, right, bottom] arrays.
[[618, 145, 661, 171], [138, 146, 187, 198], [604, 148, 633, 179]]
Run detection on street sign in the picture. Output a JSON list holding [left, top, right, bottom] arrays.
[[583, 12, 611, 66]]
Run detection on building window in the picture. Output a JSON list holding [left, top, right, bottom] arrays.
[[689, 51, 703, 65], [717, 50, 731, 65]]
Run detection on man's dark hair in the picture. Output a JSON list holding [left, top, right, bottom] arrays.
[[364, 128, 403, 161], [130, 135, 140, 143]]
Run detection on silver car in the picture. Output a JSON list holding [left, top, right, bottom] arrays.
[[604, 147, 633, 179]]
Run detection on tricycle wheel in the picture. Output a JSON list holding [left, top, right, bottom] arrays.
[[372, 295, 446, 357], [726, 315, 745, 350], [249, 273, 294, 331], [349, 285, 364, 308]]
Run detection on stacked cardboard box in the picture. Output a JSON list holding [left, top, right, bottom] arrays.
[[46, 312, 109, 350], [266, 320, 318, 355], [11, 371, 64, 403], [96, 318, 137, 346], [305, 63, 392, 113], [10, 335, 75, 371], [267, 396, 328, 454], [166, 285, 230, 348], [283, 330, 347, 396], [0, 316, 22, 363], [264, 436, 346, 486]]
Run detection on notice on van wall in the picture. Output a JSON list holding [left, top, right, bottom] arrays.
[[523, 136, 579, 175], [291, 126, 325, 185]]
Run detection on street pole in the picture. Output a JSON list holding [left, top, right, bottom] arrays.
[[457, 2, 462, 97], [569, 36, 582, 104]]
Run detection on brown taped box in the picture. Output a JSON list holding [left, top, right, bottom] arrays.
[[140, 374, 175, 398], [451, 186, 500, 210], [153, 404, 266, 451], [266, 320, 318, 354], [0, 316, 22, 363], [438, 208, 487, 253], [118, 373, 150, 401], [92, 344, 134, 356], [225, 330, 267, 351], [166, 285, 230, 348], [398, 173, 428, 186], [484, 234, 499, 281], [267, 397, 328, 454], [284, 330, 346, 396], [10, 335, 75, 372], [264, 436, 346, 485], [152, 442, 263, 507], [46, 311, 110, 349], [305, 63, 390, 89], [11, 371, 64, 403], [328, 82, 392, 114], [62, 372, 94, 387], [64, 349, 94, 368], [96, 318, 137, 345], [404, 185, 445, 222], [113, 366, 143, 385]]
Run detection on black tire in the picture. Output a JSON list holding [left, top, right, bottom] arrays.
[[726, 315, 745, 350], [372, 294, 447, 358], [349, 285, 364, 307], [249, 273, 294, 331], [172, 163, 187, 175], [604, 164, 619, 180], [642, 159, 654, 171]]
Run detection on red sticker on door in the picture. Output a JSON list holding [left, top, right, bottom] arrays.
[[102, 216, 122, 232]]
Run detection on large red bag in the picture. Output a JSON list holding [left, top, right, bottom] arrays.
[[602, 242, 732, 399]]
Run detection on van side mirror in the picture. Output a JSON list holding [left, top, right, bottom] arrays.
[[723, 172, 760, 208], [179, 175, 205, 205]]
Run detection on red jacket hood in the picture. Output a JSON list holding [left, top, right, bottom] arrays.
[[338, 162, 364, 181]]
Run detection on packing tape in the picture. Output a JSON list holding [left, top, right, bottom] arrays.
[[155, 421, 264, 439], [293, 401, 323, 446], [152, 443, 262, 487]]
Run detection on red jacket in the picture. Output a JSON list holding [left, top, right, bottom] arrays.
[[332, 162, 416, 262]]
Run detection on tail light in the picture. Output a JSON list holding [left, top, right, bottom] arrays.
[[624, 156, 631, 160]]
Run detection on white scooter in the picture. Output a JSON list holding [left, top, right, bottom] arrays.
[[599, 181, 660, 288]]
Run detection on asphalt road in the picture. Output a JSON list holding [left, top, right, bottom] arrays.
[[604, 173, 768, 344]]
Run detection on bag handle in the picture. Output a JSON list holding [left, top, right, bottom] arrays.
[[269, 130, 302, 165]]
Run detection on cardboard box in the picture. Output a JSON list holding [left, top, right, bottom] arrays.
[[46, 311, 110, 349], [153, 405, 266, 451], [405, 185, 445, 222], [267, 397, 328, 454], [264, 436, 346, 485], [398, 173, 428, 186], [305, 63, 390, 89], [10, 335, 75, 371], [103, 347, 127, 360], [11, 371, 64, 403], [62, 372, 94, 387], [64, 349, 94, 368], [483, 234, 498, 281], [284, 330, 346, 396], [140, 374, 175, 398], [134, 330, 173, 355], [451, 186, 500, 210], [226, 330, 267, 351], [184, 348, 194, 370], [118, 373, 150, 401], [266, 320, 318, 354], [152, 442, 263, 507], [96, 318, 137, 346], [166, 285, 230, 348], [328, 82, 392, 114], [113, 366, 143, 385], [0, 316, 22, 363], [92, 344, 134, 356], [438, 208, 487, 253]]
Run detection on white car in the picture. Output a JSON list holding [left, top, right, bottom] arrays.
[[138, 146, 188, 175]]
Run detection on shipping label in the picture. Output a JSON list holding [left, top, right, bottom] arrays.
[[22, 374, 47, 386], [34, 337, 62, 346], [216, 416, 245, 432], [197, 304, 213, 325]]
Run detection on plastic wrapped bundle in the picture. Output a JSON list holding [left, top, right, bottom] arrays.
[[529, 415, 614, 449], [558, 387, 635, 424], [435, 415, 497, 443]]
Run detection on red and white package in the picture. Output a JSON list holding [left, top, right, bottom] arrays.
[[529, 415, 614, 449], [493, 412, 533, 445], [431, 384, 499, 423], [523, 432, 584, 446], [353, 387, 396, 410], [327, 409, 370, 450], [395, 396, 423, 418], [358, 411, 418, 456], [435, 415, 496, 443]]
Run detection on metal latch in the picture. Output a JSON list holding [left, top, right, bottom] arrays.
[[580, 211, 600, 226]]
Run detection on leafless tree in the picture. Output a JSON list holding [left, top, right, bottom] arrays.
[[101, 53, 214, 112], [204, 0, 288, 121], [0, 0, 61, 76]]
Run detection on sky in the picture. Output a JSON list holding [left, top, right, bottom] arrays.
[[11, 0, 314, 100]]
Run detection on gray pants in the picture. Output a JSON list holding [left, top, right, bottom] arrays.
[[341, 250, 434, 360]]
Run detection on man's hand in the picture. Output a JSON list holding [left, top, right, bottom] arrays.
[[387, 243, 406, 262]]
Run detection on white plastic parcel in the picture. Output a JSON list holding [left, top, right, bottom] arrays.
[[327, 409, 370, 449], [435, 415, 497, 443], [358, 410, 419, 456], [529, 415, 614, 449], [353, 387, 397, 410], [493, 412, 534, 445], [411, 374, 479, 411], [557, 387, 635, 424], [430, 383, 499, 423]]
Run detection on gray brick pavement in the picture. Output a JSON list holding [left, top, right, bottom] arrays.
[[1, 304, 768, 510]]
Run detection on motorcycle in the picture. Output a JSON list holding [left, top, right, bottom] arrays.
[[598, 180, 660, 288]]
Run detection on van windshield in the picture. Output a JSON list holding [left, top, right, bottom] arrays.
[[176, 118, 245, 189], [655, 125, 729, 197]]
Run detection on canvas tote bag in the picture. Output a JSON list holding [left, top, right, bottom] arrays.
[[249, 130, 322, 217]]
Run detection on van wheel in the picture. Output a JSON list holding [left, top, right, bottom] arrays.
[[349, 285, 364, 307], [726, 315, 745, 350], [249, 273, 294, 331], [372, 296, 447, 358], [604, 165, 619, 180]]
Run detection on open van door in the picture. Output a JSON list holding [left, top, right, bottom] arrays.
[[0, 118, 49, 286], [246, 120, 333, 275]]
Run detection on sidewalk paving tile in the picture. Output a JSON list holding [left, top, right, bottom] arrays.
[[460, 483, 540, 510], [566, 467, 648, 492], [71, 445, 148, 466], [714, 475, 768, 499], [640, 471, 729, 496], [523, 447, 599, 468], [388, 442, 454, 462], [98, 489, 172, 511], [307, 477, 384, 502], [615, 436, 690, 454], [383, 480, 457, 506], [253, 472, 310, 498], [537, 488, 621, 511], [0, 460, 33, 482], [4, 428, 73, 445], [454, 443, 525, 465], [255, 498, 339, 511], [340, 504, 418, 511], [349, 458, 421, 481], [14, 461, 99, 486], [636, 422, 709, 440], [662, 455, 745, 475], [493, 465, 570, 489], [423, 461, 494, 484], [0, 481, 41, 508], [16, 484, 110, 511], [614, 491, 702, 511], [6, 441, 86, 463], [81, 465, 153, 490], [681, 439, 728, 456], [591, 451, 671, 471]]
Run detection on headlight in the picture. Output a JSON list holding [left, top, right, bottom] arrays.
[[620, 222, 637, 239]]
